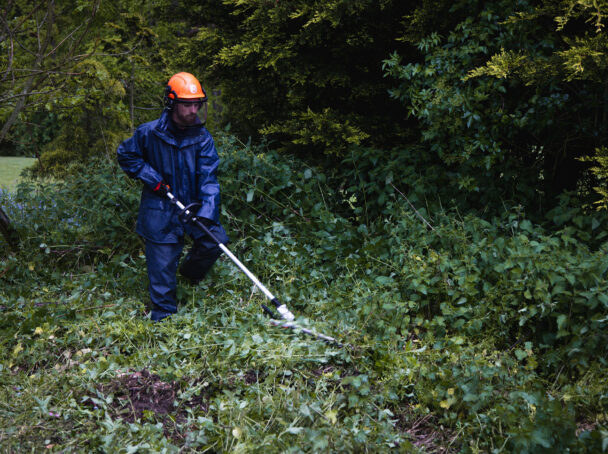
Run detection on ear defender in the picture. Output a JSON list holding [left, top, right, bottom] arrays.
[[164, 86, 178, 109]]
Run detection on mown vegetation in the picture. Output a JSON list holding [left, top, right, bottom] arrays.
[[1, 0, 607, 452], [0, 157, 36, 190]]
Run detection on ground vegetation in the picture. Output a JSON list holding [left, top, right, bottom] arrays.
[[0, 1, 607, 452]]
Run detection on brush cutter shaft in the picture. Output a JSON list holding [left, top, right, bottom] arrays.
[[218, 244, 274, 300], [168, 192, 295, 321]]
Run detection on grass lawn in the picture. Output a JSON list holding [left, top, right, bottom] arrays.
[[0, 157, 36, 191]]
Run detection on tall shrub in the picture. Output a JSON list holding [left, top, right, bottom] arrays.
[[384, 0, 608, 209], [179, 0, 414, 156]]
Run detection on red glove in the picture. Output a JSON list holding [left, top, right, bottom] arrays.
[[153, 181, 170, 197]]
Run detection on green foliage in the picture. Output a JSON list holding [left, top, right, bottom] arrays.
[[260, 108, 370, 156], [337, 144, 497, 222], [384, 0, 608, 208], [396, 209, 607, 371], [1, 1, 174, 173], [0, 0, 103, 153], [582, 147, 608, 210], [3, 133, 607, 452], [0, 111, 58, 157], [469, 0, 608, 206], [180, 0, 413, 155], [325, 149, 608, 371], [3, 157, 141, 267], [336, 144, 608, 368], [586, 147, 608, 208], [35, 59, 130, 176]]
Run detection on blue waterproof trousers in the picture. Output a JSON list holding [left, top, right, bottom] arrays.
[[146, 225, 229, 321]]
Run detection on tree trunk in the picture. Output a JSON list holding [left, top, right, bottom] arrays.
[[0, 207, 18, 250], [0, 1, 55, 142], [130, 58, 135, 133]]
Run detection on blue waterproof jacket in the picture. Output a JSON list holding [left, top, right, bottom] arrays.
[[117, 109, 224, 244]]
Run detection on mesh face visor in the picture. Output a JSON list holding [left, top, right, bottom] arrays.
[[175, 98, 208, 124], [197, 100, 208, 124]]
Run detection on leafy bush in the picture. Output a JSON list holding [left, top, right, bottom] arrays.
[[384, 0, 608, 208], [369, 204, 608, 373], [181, 0, 413, 155], [2, 158, 141, 267]]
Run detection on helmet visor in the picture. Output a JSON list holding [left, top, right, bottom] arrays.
[[197, 101, 208, 124], [176, 99, 207, 124]]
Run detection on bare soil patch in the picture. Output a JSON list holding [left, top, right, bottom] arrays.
[[96, 368, 208, 435]]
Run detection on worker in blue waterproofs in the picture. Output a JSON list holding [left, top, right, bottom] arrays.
[[117, 72, 229, 321]]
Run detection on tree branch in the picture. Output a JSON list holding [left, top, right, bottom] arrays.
[[0, 85, 66, 104], [0, 0, 100, 141], [391, 183, 439, 234], [43, 23, 83, 60], [0, 0, 55, 141]]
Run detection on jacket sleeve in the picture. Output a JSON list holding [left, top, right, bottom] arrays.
[[116, 127, 163, 190], [195, 135, 221, 222]]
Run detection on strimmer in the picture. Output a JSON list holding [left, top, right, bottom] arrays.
[[166, 191, 343, 347]]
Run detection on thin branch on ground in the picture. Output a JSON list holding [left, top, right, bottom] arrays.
[[391, 183, 439, 235]]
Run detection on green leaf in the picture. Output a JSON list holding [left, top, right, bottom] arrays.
[[299, 404, 312, 419], [556, 314, 568, 330], [531, 428, 552, 448]]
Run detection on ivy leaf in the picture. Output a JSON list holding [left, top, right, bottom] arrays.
[[375, 275, 394, 286]]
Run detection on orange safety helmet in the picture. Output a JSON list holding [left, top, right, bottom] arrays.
[[164, 72, 207, 109]]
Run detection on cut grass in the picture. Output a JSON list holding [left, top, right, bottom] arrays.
[[0, 157, 36, 191]]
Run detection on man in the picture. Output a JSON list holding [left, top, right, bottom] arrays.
[[117, 72, 229, 321]]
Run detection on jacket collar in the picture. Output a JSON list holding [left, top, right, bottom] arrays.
[[153, 109, 206, 147]]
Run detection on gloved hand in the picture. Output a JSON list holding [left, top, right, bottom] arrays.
[[192, 215, 214, 227], [153, 181, 171, 197], [199, 217, 215, 227]]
